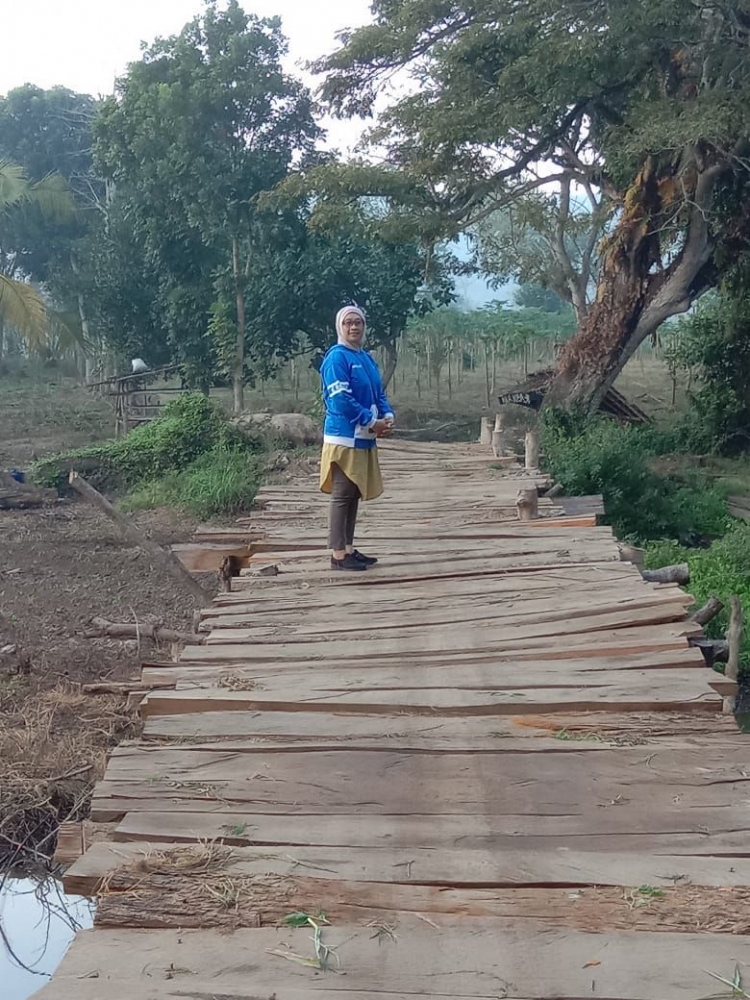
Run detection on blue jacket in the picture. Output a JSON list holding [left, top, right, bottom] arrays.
[[321, 344, 394, 449]]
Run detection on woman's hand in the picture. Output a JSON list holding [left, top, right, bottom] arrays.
[[371, 418, 394, 438]]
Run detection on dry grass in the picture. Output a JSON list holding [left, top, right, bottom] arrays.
[[0, 683, 137, 870]]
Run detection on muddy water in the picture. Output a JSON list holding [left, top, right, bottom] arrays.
[[0, 878, 94, 1000]]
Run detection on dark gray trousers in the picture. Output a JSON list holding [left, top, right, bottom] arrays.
[[328, 464, 361, 551]]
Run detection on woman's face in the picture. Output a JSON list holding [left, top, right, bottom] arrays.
[[340, 312, 365, 348]]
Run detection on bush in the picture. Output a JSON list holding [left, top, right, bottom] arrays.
[[668, 281, 750, 455], [542, 413, 729, 543], [31, 393, 254, 492], [646, 524, 750, 675], [123, 446, 261, 519]]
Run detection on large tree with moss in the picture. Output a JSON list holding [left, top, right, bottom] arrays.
[[317, 0, 750, 411]]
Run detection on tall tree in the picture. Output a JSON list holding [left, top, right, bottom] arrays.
[[0, 85, 103, 370], [317, 0, 750, 412], [0, 159, 75, 351], [95, 0, 319, 411]]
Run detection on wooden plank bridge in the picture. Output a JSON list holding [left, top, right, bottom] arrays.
[[38, 440, 750, 1000]]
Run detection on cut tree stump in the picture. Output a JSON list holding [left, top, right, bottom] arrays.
[[516, 487, 539, 522]]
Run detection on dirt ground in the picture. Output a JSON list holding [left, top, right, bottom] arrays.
[[0, 371, 212, 870]]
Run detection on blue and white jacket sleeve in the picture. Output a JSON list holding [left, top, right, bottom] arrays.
[[322, 350, 376, 428]]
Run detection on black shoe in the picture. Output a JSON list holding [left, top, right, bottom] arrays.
[[351, 550, 378, 566], [331, 554, 368, 571]]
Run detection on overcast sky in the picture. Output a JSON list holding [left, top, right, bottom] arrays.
[[0, 0, 373, 152]]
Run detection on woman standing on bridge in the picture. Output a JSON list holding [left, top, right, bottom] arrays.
[[319, 306, 394, 571]]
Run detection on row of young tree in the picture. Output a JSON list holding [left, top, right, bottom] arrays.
[[3, 0, 750, 419]]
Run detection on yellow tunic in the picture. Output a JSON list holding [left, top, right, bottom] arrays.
[[319, 443, 384, 501]]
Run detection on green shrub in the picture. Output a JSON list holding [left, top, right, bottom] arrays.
[[646, 524, 750, 674], [31, 393, 254, 492], [123, 446, 261, 519], [542, 413, 729, 543]]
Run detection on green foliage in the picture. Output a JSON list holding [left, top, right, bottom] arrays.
[[92, 0, 319, 399], [123, 446, 261, 519], [542, 413, 729, 543], [31, 393, 252, 492], [646, 524, 750, 673], [668, 277, 750, 454]]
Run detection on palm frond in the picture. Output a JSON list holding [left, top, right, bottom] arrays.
[[0, 159, 75, 221], [0, 160, 29, 211], [29, 172, 76, 223], [0, 274, 49, 350]]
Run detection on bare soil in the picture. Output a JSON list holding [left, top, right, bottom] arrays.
[[0, 372, 212, 870]]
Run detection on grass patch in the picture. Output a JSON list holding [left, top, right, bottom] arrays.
[[123, 446, 261, 519]]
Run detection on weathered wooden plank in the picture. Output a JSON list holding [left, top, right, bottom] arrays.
[[141, 708, 737, 744], [204, 602, 691, 645], [64, 839, 750, 897], [201, 589, 693, 632], [208, 565, 655, 612], [32, 922, 750, 1000], [94, 875, 750, 936], [91, 744, 749, 823], [176, 621, 700, 667], [112, 808, 749, 853], [140, 679, 723, 717]]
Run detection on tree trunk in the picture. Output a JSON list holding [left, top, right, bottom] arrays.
[[382, 339, 398, 389], [232, 236, 245, 414], [545, 157, 722, 413]]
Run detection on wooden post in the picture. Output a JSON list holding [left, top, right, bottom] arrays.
[[525, 428, 540, 473], [723, 595, 743, 715], [516, 487, 539, 521], [479, 417, 492, 446], [68, 472, 212, 604], [492, 413, 505, 457]]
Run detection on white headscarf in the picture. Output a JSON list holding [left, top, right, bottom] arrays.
[[335, 305, 366, 346]]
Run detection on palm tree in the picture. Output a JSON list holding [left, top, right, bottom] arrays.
[[0, 160, 75, 350]]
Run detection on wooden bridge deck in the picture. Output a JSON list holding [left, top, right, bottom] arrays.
[[37, 440, 750, 1000]]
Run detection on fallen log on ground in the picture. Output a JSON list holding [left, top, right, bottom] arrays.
[[83, 617, 206, 645], [68, 471, 212, 604], [641, 563, 690, 585], [82, 681, 175, 695], [691, 596, 724, 627], [0, 472, 58, 510]]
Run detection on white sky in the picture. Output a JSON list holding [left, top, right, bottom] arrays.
[[0, 0, 374, 153]]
